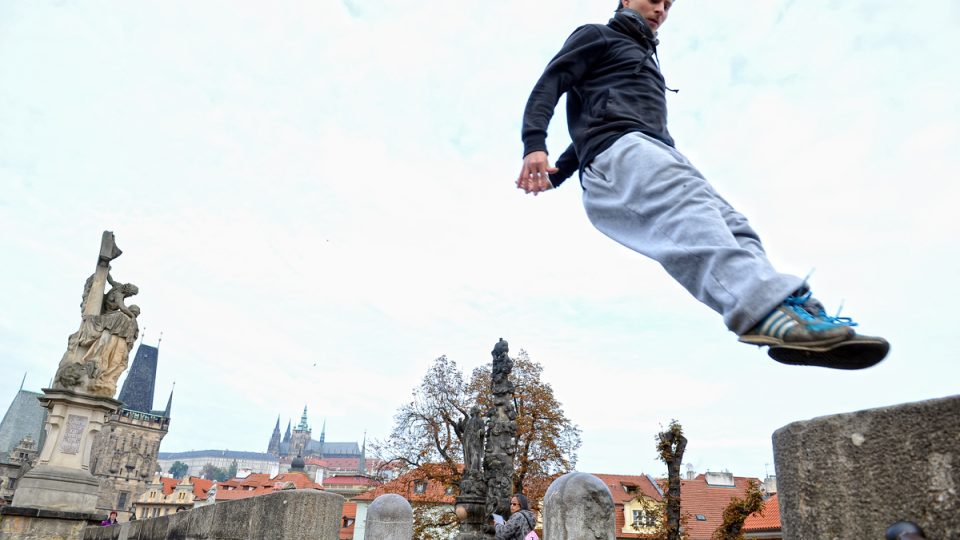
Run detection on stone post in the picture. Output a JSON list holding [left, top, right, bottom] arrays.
[[773, 394, 960, 540], [483, 339, 517, 523], [543, 472, 616, 540], [364, 494, 413, 540]]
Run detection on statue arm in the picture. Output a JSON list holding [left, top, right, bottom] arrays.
[[119, 303, 135, 319]]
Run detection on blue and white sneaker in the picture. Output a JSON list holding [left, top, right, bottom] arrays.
[[739, 291, 854, 348]]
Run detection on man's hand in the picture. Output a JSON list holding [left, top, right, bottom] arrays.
[[517, 151, 557, 196]]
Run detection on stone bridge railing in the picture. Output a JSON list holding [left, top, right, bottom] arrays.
[[81, 396, 958, 540], [82, 489, 343, 540]]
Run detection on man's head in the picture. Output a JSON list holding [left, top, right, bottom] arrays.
[[617, 0, 673, 32], [109, 511, 118, 519]]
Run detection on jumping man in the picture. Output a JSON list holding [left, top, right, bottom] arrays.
[[517, 0, 888, 369]]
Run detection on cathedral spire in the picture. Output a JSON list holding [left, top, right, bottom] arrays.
[[19, 373, 26, 392], [296, 405, 309, 431], [268, 414, 282, 455], [283, 420, 292, 443]]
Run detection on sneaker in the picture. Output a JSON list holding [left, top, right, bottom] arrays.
[[800, 296, 858, 328], [739, 291, 854, 348]]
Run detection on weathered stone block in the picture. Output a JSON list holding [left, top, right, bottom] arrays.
[[773, 394, 960, 540], [0, 506, 103, 540], [543, 472, 615, 539], [81, 489, 344, 540], [364, 493, 413, 540]]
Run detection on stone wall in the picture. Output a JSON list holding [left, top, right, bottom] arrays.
[[82, 489, 343, 540], [773, 394, 959, 540], [0, 506, 103, 540]]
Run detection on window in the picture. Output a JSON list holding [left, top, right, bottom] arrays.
[[696, 514, 707, 521], [342, 516, 355, 527], [117, 492, 128, 511], [632, 509, 656, 528], [445, 486, 455, 495], [413, 481, 427, 494]]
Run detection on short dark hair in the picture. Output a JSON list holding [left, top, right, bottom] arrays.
[[615, 0, 624, 11], [513, 493, 530, 511]]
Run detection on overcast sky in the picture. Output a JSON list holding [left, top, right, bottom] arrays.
[[2, 0, 958, 481]]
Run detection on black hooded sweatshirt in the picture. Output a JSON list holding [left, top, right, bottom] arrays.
[[521, 8, 674, 187]]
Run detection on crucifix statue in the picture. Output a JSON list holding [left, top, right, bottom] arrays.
[[53, 231, 140, 398]]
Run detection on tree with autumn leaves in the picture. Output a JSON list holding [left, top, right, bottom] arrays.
[[373, 350, 582, 506]]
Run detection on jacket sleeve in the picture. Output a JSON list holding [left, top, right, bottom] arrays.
[[521, 25, 607, 158], [494, 512, 530, 540], [549, 143, 579, 187]]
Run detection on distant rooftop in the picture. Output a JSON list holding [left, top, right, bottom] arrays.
[[0, 389, 47, 462], [158, 449, 279, 462]]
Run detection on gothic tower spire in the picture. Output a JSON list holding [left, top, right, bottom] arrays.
[[268, 415, 282, 455], [118, 343, 160, 413], [296, 405, 309, 431]]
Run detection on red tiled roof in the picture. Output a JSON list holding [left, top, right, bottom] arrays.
[[158, 477, 178, 495], [323, 475, 377, 486], [678, 474, 759, 540], [157, 476, 213, 499], [593, 473, 663, 505], [305, 457, 382, 471], [215, 487, 275, 501], [744, 494, 780, 532], [590, 474, 662, 539], [191, 477, 214, 499], [352, 464, 459, 504], [214, 471, 323, 501], [340, 502, 357, 540]]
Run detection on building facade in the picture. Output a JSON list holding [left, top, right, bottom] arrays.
[[157, 450, 280, 478], [90, 343, 172, 515], [133, 474, 214, 520], [0, 434, 39, 504], [0, 376, 47, 503], [267, 406, 362, 460]]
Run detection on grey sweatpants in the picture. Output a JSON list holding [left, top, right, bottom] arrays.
[[581, 132, 803, 334]]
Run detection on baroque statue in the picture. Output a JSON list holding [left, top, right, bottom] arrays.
[[457, 405, 486, 499], [53, 232, 140, 398]]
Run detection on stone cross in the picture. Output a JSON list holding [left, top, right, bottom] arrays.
[[81, 231, 123, 317]]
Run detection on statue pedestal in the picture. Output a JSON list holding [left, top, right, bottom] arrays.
[[456, 495, 491, 540], [11, 388, 120, 513]]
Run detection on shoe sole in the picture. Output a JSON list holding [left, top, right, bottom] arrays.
[[767, 336, 890, 370], [738, 332, 850, 348]]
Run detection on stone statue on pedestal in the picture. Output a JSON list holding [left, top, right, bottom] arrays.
[[3, 231, 141, 526], [457, 405, 486, 499]]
